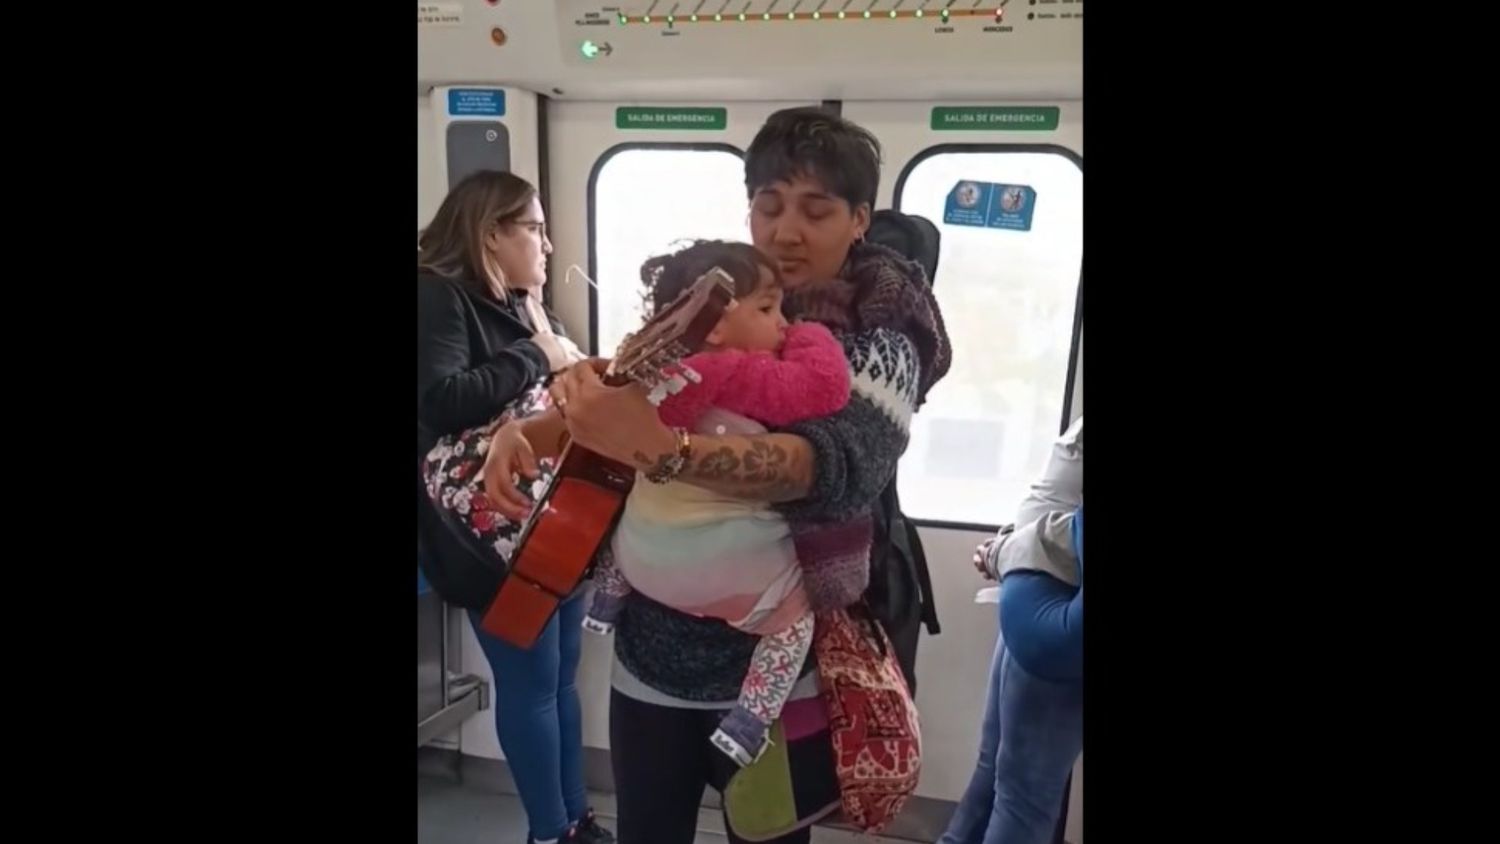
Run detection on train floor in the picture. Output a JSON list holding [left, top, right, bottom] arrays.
[[417, 773, 892, 844]]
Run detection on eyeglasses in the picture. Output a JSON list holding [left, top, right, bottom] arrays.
[[508, 219, 547, 239]]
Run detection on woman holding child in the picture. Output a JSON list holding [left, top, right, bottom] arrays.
[[482, 108, 951, 844]]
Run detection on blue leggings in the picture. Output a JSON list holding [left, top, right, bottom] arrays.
[[468, 591, 587, 841]]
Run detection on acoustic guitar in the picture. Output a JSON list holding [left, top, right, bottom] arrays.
[[478, 267, 737, 648]]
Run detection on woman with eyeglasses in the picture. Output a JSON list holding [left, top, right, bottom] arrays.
[[416, 170, 611, 844]]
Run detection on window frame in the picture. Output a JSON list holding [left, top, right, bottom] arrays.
[[891, 143, 1084, 532], [585, 141, 747, 356], [583, 141, 1084, 534]]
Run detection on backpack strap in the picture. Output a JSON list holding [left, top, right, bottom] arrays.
[[883, 479, 941, 636], [866, 210, 942, 285]]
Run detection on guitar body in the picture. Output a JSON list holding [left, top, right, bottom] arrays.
[[480, 445, 635, 648], [478, 266, 736, 649]]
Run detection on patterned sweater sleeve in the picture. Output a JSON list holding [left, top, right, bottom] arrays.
[[777, 326, 922, 522]]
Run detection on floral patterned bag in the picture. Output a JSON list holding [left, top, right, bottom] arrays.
[[420, 383, 557, 579]]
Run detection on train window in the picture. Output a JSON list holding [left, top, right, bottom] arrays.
[[589, 144, 749, 355], [893, 146, 1082, 529]]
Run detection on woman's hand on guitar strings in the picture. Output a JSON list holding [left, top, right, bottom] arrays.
[[482, 419, 541, 521], [551, 359, 677, 471]]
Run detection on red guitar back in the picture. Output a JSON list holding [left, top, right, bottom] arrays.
[[481, 267, 737, 649]]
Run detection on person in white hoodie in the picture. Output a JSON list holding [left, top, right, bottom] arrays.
[[939, 417, 1083, 844]]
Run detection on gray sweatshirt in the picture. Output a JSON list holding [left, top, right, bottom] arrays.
[[983, 416, 1083, 587]]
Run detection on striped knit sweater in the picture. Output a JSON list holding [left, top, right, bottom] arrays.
[[614, 242, 950, 702]]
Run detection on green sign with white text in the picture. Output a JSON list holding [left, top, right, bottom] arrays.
[[932, 106, 1060, 131], [616, 107, 728, 130]]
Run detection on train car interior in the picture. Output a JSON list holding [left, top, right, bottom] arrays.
[[418, 3, 1082, 841]]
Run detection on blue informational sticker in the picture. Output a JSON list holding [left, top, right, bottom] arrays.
[[943, 181, 1037, 232], [448, 88, 506, 117]]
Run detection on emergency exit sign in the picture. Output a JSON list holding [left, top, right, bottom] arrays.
[[932, 106, 1060, 131], [616, 107, 728, 130]]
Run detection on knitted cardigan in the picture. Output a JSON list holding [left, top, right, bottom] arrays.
[[614, 242, 951, 701]]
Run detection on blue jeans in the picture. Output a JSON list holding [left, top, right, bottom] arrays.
[[468, 591, 587, 841], [938, 634, 1083, 844]]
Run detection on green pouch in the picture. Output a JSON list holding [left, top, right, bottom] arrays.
[[723, 720, 799, 841]]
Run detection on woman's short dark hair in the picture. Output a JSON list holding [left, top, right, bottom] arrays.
[[744, 107, 883, 210]]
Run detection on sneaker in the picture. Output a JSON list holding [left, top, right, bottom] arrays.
[[711, 726, 766, 767], [711, 707, 770, 767], [575, 810, 615, 844], [527, 826, 579, 844]]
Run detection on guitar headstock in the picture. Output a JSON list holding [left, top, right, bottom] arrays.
[[610, 266, 736, 389]]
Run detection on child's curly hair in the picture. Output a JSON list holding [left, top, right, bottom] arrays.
[[639, 240, 783, 320]]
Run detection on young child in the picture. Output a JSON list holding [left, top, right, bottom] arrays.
[[583, 240, 852, 767]]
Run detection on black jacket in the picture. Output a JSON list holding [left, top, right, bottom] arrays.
[[416, 273, 569, 608]]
